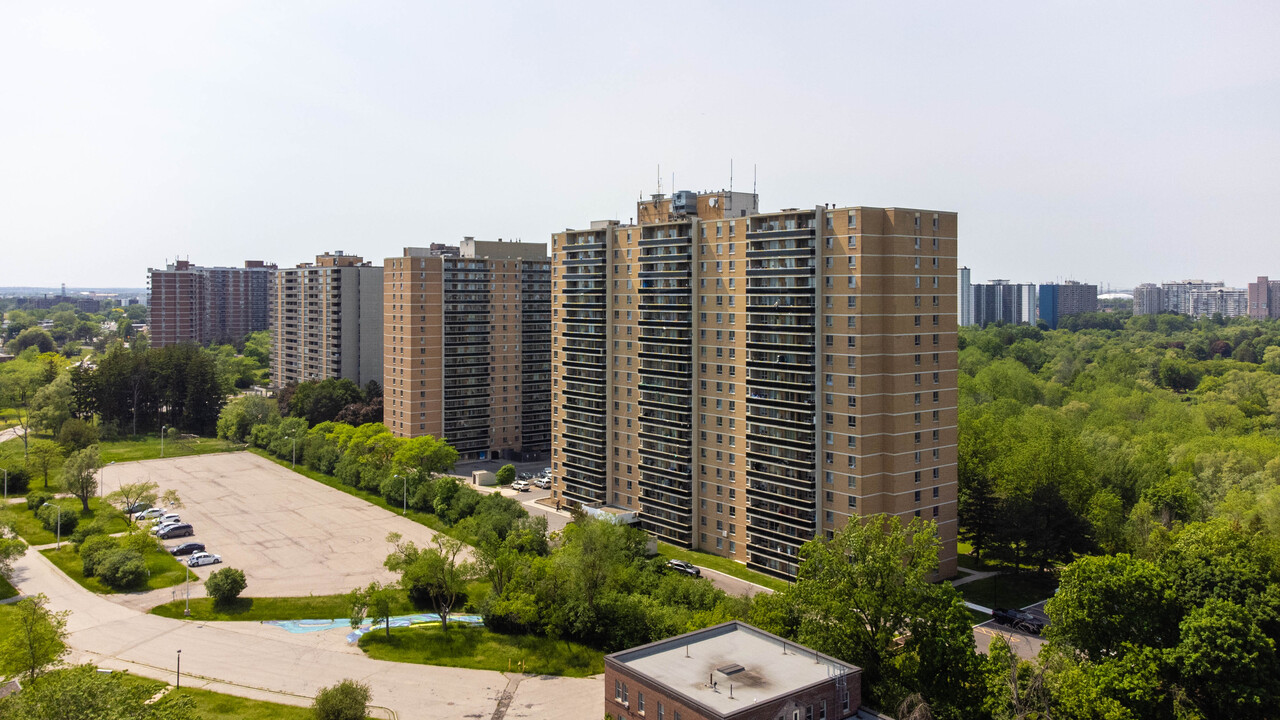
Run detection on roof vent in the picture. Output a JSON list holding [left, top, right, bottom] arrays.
[[716, 663, 745, 676]]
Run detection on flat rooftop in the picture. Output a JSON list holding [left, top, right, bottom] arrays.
[[608, 621, 859, 717]]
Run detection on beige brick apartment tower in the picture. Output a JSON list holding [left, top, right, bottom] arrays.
[[551, 191, 958, 580], [383, 239, 551, 462]]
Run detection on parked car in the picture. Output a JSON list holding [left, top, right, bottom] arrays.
[[533, 477, 551, 489], [186, 551, 221, 568], [147, 513, 180, 528], [158, 523, 194, 540], [665, 559, 701, 577], [136, 508, 165, 521], [991, 608, 1046, 635], [543, 467, 553, 476], [511, 479, 531, 492], [151, 522, 179, 535], [169, 542, 206, 557], [518, 472, 533, 480], [125, 502, 151, 514]]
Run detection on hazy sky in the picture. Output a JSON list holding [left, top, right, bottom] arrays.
[[2, 2, 1278, 290]]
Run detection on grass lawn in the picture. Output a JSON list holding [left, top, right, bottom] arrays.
[[7, 496, 129, 546], [958, 572, 1057, 610], [0, 572, 17, 600], [359, 623, 605, 677], [41, 544, 196, 594], [0, 603, 18, 637], [249, 449, 472, 544], [99, 434, 241, 463], [656, 542, 789, 593], [115, 673, 319, 720], [150, 591, 415, 621]]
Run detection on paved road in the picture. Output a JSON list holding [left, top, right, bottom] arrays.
[[972, 601, 1049, 660], [5, 542, 603, 719]]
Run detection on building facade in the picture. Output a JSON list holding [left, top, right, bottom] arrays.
[[147, 259, 276, 347], [1189, 287, 1248, 318], [551, 192, 958, 581], [971, 280, 1036, 327], [382, 240, 551, 461], [1133, 283, 1163, 315], [958, 266, 973, 327], [1037, 281, 1098, 329], [605, 622, 868, 720], [1248, 276, 1280, 319], [269, 252, 383, 389]]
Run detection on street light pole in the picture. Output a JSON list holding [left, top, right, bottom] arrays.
[[401, 475, 406, 515], [161, 425, 168, 458], [44, 503, 63, 550], [185, 566, 191, 617], [292, 436, 297, 470], [176, 649, 182, 689]]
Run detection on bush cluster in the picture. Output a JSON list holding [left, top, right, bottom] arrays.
[[1, 466, 30, 495], [35, 503, 78, 535], [77, 531, 159, 590]]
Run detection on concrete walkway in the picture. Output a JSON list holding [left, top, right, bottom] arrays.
[[4, 549, 603, 719]]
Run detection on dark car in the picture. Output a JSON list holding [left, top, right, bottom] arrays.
[[169, 542, 206, 557], [158, 523, 194, 540], [665, 559, 701, 577], [125, 502, 151, 514], [992, 608, 1046, 635]]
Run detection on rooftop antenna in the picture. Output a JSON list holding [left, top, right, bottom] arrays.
[[753, 164, 758, 196], [657, 164, 662, 196]]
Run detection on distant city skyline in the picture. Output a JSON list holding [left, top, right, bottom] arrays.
[[2, 2, 1278, 289]]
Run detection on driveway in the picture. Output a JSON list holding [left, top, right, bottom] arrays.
[[107, 453, 447, 604], [4, 545, 602, 719], [972, 601, 1050, 660]]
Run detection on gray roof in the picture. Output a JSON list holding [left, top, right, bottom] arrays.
[[607, 621, 859, 717]]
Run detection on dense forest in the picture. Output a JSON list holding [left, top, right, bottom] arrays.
[[958, 313, 1280, 719]]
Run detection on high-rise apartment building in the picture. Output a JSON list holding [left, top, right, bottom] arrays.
[[1189, 287, 1248, 318], [147, 259, 276, 347], [1248, 276, 1280, 319], [550, 191, 958, 580], [958, 267, 973, 327], [1038, 281, 1098, 329], [971, 280, 1036, 327], [383, 239, 551, 461], [1133, 283, 1164, 315], [1160, 280, 1222, 315], [270, 252, 383, 388]]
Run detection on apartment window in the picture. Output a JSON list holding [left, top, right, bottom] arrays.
[[848, 496, 857, 508], [915, 471, 921, 483], [638, 693, 645, 712], [933, 486, 940, 499]]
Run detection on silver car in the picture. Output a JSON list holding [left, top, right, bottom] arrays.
[[186, 551, 222, 568]]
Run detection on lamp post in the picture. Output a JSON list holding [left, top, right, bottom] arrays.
[[176, 649, 182, 689], [184, 566, 191, 617], [398, 475, 406, 515], [161, 425, 168, 458], [291, 436, 297, 470]]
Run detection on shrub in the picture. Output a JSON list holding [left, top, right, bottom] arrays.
[[119, 530, 161, 555], [80, 535, 120, 576], [26, 492, 53, 512], [95, 548, 147, 589], [70, 518, 110, 547], [1, 466, 30, 495], [36, 503, 79, 535], [205, 567, 247, 606], [312, 679, 371, 720], [98, 420, 121, 442]]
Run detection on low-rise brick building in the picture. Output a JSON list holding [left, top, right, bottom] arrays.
[[605, 621, 883, 720]]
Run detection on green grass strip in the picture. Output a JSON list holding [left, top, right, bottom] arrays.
[[40, 544, 196, 595], [150, 591, 415, 622], [655, 541, 789, 593], [359, 623, 605, 677]]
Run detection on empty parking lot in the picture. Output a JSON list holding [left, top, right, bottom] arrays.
[[109, 452, 446, 597]]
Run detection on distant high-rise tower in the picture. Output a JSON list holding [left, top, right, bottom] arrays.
[[269, 252, 383, 388], [550, 191, 959, 581], [971, 280, 1037, 327], [147, 259, 276, 347], [382, 240, 551, 461], [958, 267, 973, 327], [1247, 277, 1280, 319], [1133, 283, 1164, 315], [1038, 281, 1098, 329]]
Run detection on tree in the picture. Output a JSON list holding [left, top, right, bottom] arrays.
[[1173, 597, 1280, 719], [958, 472, 997, 561], [29, 372, 72, 436], [107, 480, 159, 521], [27, 440, 63, 489], [0, 664, 198, 720], [215, 394, 279, 442], [11, 327, 55, 354], [311, 679, 371, 720], [1044, 554, 1180, 663], [0, 594, 69, 682], [385, 532, 475, 632], [750, 515, 981, 715], [61, 445, 100, 512], [0, 356, 45, 459], [0, 516, 27, 576], [57, 417, 98, 452], [348, 581, 397, 638], [495, 464, 516, 486], [205, 567, 247, 606]]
